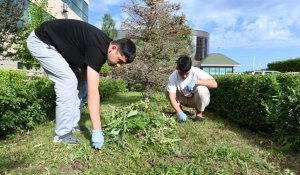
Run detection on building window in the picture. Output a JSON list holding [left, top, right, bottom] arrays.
[[203, 67, 209, 73], [201, 66, 234, 75], [63, 0, 88, 22], [195, 36, 208, 61], [226, 67, 233, 74], [219, 67, 225, 74]]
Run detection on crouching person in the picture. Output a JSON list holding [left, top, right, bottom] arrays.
[[165, 55, 217, 122]]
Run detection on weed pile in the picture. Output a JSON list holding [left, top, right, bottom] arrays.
[[102, 101, 181, 146]]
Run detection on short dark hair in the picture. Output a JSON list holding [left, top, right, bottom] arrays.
[[177, 55, 192, 72], [111, 38, 136, 64]]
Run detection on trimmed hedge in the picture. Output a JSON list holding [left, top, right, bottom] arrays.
[[268, 57, 300, 72], [0, 70, 128, 138], [209, 74, 300, 150]]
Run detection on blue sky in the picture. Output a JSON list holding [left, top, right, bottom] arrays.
[[88, 0, 300, 72]]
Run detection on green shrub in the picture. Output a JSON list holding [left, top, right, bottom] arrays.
[[100, 63, 110, 76], [99, 77, 128, 100], [0, 70, 128, 138], [268, 57, 300, 72], [0, 70, 55, 138], [264, 74, 300, 150], [209, 74, 300, 150]]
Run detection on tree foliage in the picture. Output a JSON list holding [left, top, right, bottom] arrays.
[[15, 0, 50, 69], [0, 0, 25, 59], [113, 0, 192, 101], [101, 13, 118, 39], [100, 13, 118, 75], [268, 57, 300, 72]]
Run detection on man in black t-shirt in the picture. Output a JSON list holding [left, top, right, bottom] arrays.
[[27, 19, 136, 149]]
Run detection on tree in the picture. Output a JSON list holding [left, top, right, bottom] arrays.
[[15, 0, 50, 69], [100, 13, 118, 75], [101, 13, 118, 39], [0, 0, 25, 59], [114, 0, 192, 102]]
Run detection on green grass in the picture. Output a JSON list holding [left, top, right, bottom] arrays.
[[0, 92, 299, 174]]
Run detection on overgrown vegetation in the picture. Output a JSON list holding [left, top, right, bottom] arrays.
[[102, 101, 180, 146]]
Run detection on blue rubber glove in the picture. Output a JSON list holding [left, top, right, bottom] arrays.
[[187, 81, 196, 92], [177, 111, 187, 122], [92, 130, 104, 149]]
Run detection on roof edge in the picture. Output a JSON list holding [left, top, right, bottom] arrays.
[[200, 64, 241, 67]]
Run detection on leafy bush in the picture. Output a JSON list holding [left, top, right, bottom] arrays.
[[209, 74, 300, 150], [0, 70, 55, 138], [0, 70, 129, 138], [99, 77, 128, 100], [264, 75, 300, 150], [100, 63, 110, 76]]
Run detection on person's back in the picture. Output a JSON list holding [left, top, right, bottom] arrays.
[[35, 19, 111, 71]]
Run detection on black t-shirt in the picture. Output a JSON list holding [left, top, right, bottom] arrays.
[[35, 19, 112, 72]]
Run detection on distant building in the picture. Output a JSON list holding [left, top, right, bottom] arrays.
[[191, 30, 209, 62], [197, 53, 240, 75]]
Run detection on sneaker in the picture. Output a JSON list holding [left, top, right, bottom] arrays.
[[72, 125, 90, 132], [53, 132, 79, 145], [193, 116, 205, 122]]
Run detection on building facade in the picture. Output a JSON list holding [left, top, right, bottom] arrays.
[[191, 30, 209, 62], [44, 0, 89, 22]]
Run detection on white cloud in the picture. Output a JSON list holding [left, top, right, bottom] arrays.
[[170, 0, 300, 49], [89, 0, 300, 49]]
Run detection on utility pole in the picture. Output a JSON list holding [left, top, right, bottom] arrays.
[[252, 56, 256, 71]]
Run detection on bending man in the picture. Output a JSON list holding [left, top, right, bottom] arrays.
[[27, 19, 136, 149]]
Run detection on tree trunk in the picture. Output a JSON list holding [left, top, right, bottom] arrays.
[[143, 82, 151, 102]]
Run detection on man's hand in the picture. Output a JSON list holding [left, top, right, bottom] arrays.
[[177, 111, 188, 122], [92, 130, 104, 149], [187, 81, 196, 92]]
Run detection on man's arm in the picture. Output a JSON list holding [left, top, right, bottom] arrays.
[[168, 92, 182, 113], [195, 79, 218, 89], [87, 66, 101, 130]]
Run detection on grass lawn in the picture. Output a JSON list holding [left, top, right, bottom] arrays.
[[0, 92, 299, 174]]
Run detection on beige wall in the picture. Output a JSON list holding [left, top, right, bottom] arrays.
[[30, 0, 83, 21]]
